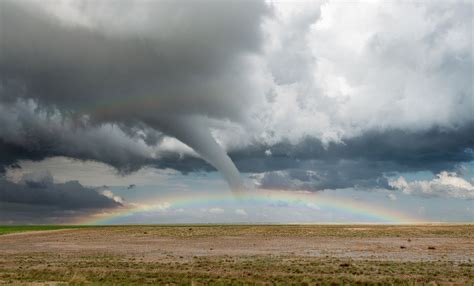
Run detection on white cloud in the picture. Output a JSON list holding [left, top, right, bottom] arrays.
[[130, 202, 171, 213], [208, 207, 225, 214], [235, 209, 248, 216], [387, 193, 397, 201], [389, 172, 474, 200], [154, 202, 172, 212], [101, 190, 124, 204], [305, 202, 321, 210], [231, 0, 472, 148]]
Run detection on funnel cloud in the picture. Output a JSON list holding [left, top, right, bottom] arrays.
[[149, 116, 244, 194]]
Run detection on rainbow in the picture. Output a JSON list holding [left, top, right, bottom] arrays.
[[78, 189, 420, 225]]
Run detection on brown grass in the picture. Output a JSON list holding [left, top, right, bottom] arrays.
[[0, 224, 472, 285]]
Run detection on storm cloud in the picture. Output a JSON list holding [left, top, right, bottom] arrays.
[[0, 0, 472, 199], [0, 0, 269, 193], [0, 170, 122, 224], [1, 171, 121, 208]]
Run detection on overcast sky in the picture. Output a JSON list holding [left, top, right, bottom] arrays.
[[0, 0, 472, 224]]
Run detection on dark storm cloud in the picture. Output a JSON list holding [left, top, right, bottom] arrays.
[[0, 171, 121, 209], [1, 95, 472, 192], [232, 125, 474, 172], [0, 170, 122, 224], [0, 101, 160, 174], [0, 140, 47, 174], [236, 125, 474, 191], [0, 100, 217, 175], [0, 99, 219, 174], [254, 161, 393, 192], [0, 0, 267, 120], [0, 202, 100, 224], [252, 163, 386, 191]]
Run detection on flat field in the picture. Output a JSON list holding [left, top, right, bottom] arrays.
[[0, 225, 472, 285]]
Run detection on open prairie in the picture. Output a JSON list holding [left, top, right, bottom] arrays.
[[0, 225, 472, 285]]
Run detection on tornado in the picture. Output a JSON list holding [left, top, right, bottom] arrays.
[[150, 116, 245, 195]]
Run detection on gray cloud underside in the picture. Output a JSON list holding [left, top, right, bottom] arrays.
[[0, 202, 100, 224], [0, 179, 120, 209], [237, 125, 474, 191], [0, 170, 121, 224], [2, 109, 472, 192]]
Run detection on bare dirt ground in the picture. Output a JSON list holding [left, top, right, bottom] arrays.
[[0, 225, 472, 285]]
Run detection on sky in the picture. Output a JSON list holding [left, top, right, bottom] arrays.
[[0, 0, 472, 224]]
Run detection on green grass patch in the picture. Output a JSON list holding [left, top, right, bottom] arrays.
[[0, 225, 93, 235]]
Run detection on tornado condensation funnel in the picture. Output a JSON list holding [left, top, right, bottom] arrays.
[[151, 116, 245, 196]]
